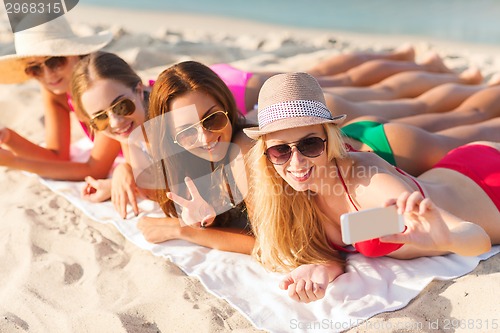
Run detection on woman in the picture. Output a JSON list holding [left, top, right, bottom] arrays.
[[70, 51, 150, 216], [132, 60, 257, 253], [243, 72, 499, 303], [0, 16, 121, 180]]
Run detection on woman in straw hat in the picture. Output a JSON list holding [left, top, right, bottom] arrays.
[[243, 72, 500, 303], [0, 16, 118, 180]]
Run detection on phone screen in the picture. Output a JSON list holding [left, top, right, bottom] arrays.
[[340, 205, 405, 244]]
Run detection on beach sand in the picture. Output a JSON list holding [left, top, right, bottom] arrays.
[[1, 4, 499, 332]]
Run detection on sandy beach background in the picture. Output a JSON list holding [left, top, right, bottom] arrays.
[[1, 4, 499, 332]]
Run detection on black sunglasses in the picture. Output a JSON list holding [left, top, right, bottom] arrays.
[[265, 137, 327, 165], [89, 98, 136, 131], [24, 57, 68, 77], [174, 110, 229, 148]]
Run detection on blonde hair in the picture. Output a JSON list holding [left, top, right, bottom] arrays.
[[246, 123, 347, 271]]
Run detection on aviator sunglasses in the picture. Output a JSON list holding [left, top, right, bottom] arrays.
[[89, 98, 136, 131], [174, 110, 229, 148], [24, 56, 68, 77], [265, 137, 327, 165]]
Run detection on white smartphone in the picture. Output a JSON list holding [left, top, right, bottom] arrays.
[[340, 205, 405, 244]]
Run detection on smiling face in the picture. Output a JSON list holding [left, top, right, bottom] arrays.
[[81, 79, 146, 143], [265, 124, 331, 193], [23, 56, 80, 94], [168, 90, 233, 162]]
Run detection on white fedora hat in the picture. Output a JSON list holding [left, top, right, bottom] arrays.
[[243, 72, 346, 140], [0, 15, 113, 84]]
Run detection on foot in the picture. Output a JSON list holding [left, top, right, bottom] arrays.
[[420, 53, 453, 73], [459, 68, 483, 85], [391, 43, 415, 61], [487, 73, 500, 86]]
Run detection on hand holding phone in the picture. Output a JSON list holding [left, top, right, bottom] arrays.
[[340, 205, 405, 244]]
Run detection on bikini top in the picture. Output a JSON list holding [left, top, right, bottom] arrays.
[[329, 157, 425, 257]]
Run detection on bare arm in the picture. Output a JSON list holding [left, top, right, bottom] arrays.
[[382, 192, 491, 258], [279, 262, 344, 303], [2, 90, 71, 160], [2, 132, 121, 180], [137, 215, 255, 254]]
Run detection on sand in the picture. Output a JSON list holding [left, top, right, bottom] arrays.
[[0, 4, 499, 333]]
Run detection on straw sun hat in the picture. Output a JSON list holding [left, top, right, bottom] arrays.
[[0, 16, 113, 84], [243, 72, 346, 140]]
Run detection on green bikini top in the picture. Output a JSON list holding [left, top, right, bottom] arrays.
[[341, 120, 396, 166]]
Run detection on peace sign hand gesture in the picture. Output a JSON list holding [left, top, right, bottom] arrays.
[[166, 177, 216, 228]]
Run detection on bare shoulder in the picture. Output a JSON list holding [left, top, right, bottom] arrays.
[[41, 87, 70, 112], [345, 152, 415, 206]]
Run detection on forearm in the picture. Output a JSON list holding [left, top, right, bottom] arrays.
[[9, 157, 111, 181], [4, 129, 69, 161], [179, 227, 255, 254], [390, 222, 491, 259]]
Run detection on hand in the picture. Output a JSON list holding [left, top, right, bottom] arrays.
[[0, 127, 10, 146], [82, 176, 112, 202], [381, 191, 451, 251], [166, 177, 216, 228], [111, 163, 139, 218], [137, 216, 182, 243], [279, 263, 342, 303]]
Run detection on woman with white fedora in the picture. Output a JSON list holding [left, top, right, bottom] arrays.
[[0, 15, 118, 181], [244, 72, 500, 303]]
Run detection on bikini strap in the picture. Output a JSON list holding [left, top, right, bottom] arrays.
[[334, 158, 360, 211], [395, 167, 425, 197], [344, 143, 358, 152]]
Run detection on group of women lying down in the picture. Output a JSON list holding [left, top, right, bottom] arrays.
[[1, 16, 499, 303]]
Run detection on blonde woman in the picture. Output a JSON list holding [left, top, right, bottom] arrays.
[[244, 72, 500, 303]]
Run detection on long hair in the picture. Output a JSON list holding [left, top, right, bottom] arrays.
[[148, 61, 247, 220], [246, 123, 348, 271], [71, 51, 142, 124]]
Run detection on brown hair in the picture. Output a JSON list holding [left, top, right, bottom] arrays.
[[147, 61, 247, 220]]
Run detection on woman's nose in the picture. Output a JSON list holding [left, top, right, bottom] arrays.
[[108, 111, 124, 127], [197, 126, 215, 145], [288, 146, 305, 166]]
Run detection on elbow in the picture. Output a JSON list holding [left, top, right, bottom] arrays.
[[478, 237, 492, 256]]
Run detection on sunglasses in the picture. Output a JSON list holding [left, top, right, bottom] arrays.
[[89, 98, 136, 131], [174, 110, 229, 148], [265, 137, 327, 165], [24, 57, 68, 77]]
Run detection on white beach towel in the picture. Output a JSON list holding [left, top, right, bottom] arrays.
[[37, 139, 500, 333]]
